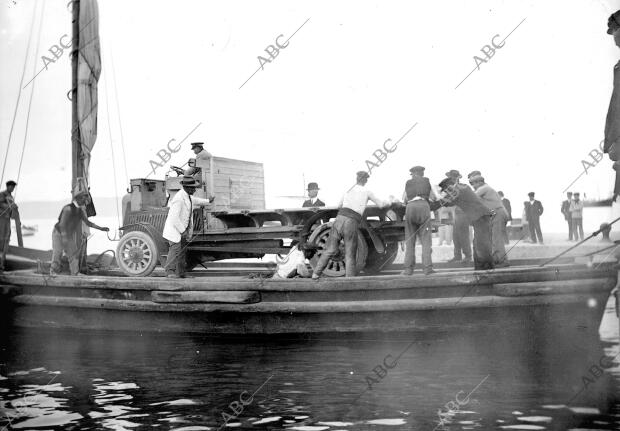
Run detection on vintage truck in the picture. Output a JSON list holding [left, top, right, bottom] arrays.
[[116, 155, 417, 277]]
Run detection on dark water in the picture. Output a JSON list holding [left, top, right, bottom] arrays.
[[0, 302, 618, 430]]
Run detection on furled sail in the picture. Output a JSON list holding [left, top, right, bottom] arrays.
[[76, 0, 100, 182]]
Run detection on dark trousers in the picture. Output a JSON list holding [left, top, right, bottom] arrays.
[[453, 214, 472, 260], [0, 217, 9, 271], [403, 201, 432, 272], [472, 215, 494, 270], [165, 236, 188, 276], [566, 216, 573, 240], [314, 214, 359, 277], [502, 220, 510, 244], [528, 218, 543, 243], [572, 218, 584, 241]]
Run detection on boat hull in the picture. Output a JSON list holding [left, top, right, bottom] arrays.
[[0, 264, 617, 337]]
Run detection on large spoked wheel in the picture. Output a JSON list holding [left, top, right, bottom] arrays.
[[308, 222, 368, 277], [116, 231, 159, 277]]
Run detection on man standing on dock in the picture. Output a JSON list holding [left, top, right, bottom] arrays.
[[312, 171, 390, 278], [436, 177, 494, 270], [524, 192, 544, 244], [163, 176, 215, 278], [400, 166, 436, 276], [50, 191, 110, 276], [498, 191, 511, 244], [470, 176, 509, 267], [302, 182, 325, 207], [561, 192, 574, 241], [0, 180, 17, 272], [445, 170, 472, 264], [569, 192, 584, 241]]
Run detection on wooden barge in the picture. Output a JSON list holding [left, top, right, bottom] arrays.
[[1, 261, 617, 337]]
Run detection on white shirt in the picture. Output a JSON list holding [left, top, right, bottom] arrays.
[[338, 184, 388, 215], [163, 189, 211, 243]]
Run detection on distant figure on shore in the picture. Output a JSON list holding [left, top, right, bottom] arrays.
[[302, 182, 325, 207], [312, 171, 389, 279], [524, 192, 544, 244], [445, 170, 472, 264], [470, 176, 509, 267], [50, 191, 109, 276], [0, 180, 17, 273], [570, 192, 585, 241], [561, 192, 574, 241], [498, 191, 512, 244]]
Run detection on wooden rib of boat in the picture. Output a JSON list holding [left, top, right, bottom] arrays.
[[1, 260, 617, 337]]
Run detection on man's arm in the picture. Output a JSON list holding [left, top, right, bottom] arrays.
[[538, 201, 544, 215], [191, 196, 214, 207], [367, 190, 389, 208], [80, 210, 109, 231], [401, 189, 408, 204]]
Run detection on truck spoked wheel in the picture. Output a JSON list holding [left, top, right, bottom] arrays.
[[116, 231, 159, 277], [308, 223, 368, 277]]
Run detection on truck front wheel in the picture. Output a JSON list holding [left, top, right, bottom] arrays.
[[116, 231, 159, 277]]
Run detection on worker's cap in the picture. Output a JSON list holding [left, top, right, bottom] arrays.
[[528, 192, 535, 197], [190, 142, 204, 148], [445, 169, 461, 179], [467, 170, 481, 179], [470, 175, 485, 183], [567, 191, 573, 195], [307, 182, 320, 191], [181, 175, 200, 187], [5, 180, 16, 187], [357, 171, 370, 180], [573, 192, 580, 196], [608, 10, 620, 34], [409, 165, 425, 174]]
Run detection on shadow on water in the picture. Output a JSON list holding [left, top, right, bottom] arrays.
[[0, 322, 618, 430]]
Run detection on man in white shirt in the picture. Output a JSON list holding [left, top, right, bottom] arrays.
[[163, 176, 214, 278], [312, 171, 389, 278]]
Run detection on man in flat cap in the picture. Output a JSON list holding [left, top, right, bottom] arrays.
[[470, 175, 509, 266], [400, 166, 436, 275], [303, 182, 325, 207], [524, 192, 544, 244], [436, 177, 494, 270], [184, 142, 212, 176], [445, 170, 472, 264], [604, 10, 620, 202], [0, 180, 17, 272], [312, 171, 390, 278], [163, 175, 215, 278], [50, 190, 110, 276], [467, 171, 481, 184], [569, 192, 584, 241]]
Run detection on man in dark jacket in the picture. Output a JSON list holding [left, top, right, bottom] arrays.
[[0, 180, 17, 272], [561, 192, 573, 240], [498, 191, 511, 244], [401, 166, 436, 276], [436, 177, 494, 270], [524, 192, 544, 244], [302, 182, 325, 207], [445, 170, 472, 264]]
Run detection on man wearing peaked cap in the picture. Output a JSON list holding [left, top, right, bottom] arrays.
[[401, 166, 436, 275], [445, 170, 472, 264], [524, 192, 544, 244], [185, 142, 213, 177], [312, 171, 390, 278], [303, 182, 325, 207]]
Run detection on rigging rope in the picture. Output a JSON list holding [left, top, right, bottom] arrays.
[[15, 1, 46, 197], [1, 0, 38, 184], [102, 60, 122, 228], [110, 52, 129, 186]]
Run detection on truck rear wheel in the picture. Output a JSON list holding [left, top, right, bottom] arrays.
[[308, 223, 368, 277], [116, 231, 159, 277]]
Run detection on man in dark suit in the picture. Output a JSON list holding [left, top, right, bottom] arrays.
[[302, 182, 325, 207], [498, 191, 511, 244], [524, 192, 544, 244], [561, 192, 573, 241], [445, 170, 472, 264]]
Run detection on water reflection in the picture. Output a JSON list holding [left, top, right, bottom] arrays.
[[0, 304, 618, 430]]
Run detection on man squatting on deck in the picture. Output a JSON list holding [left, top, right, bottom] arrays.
[[0, 180, 18, 273], [163, 175, 214, 278], [312, 171, 390, 279], [50, 190, 109, 276]]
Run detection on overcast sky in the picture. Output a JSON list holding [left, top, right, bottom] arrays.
[[1, 0, 619, 214]]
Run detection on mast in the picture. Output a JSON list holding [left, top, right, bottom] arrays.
[[71, 0, 83, 192]]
